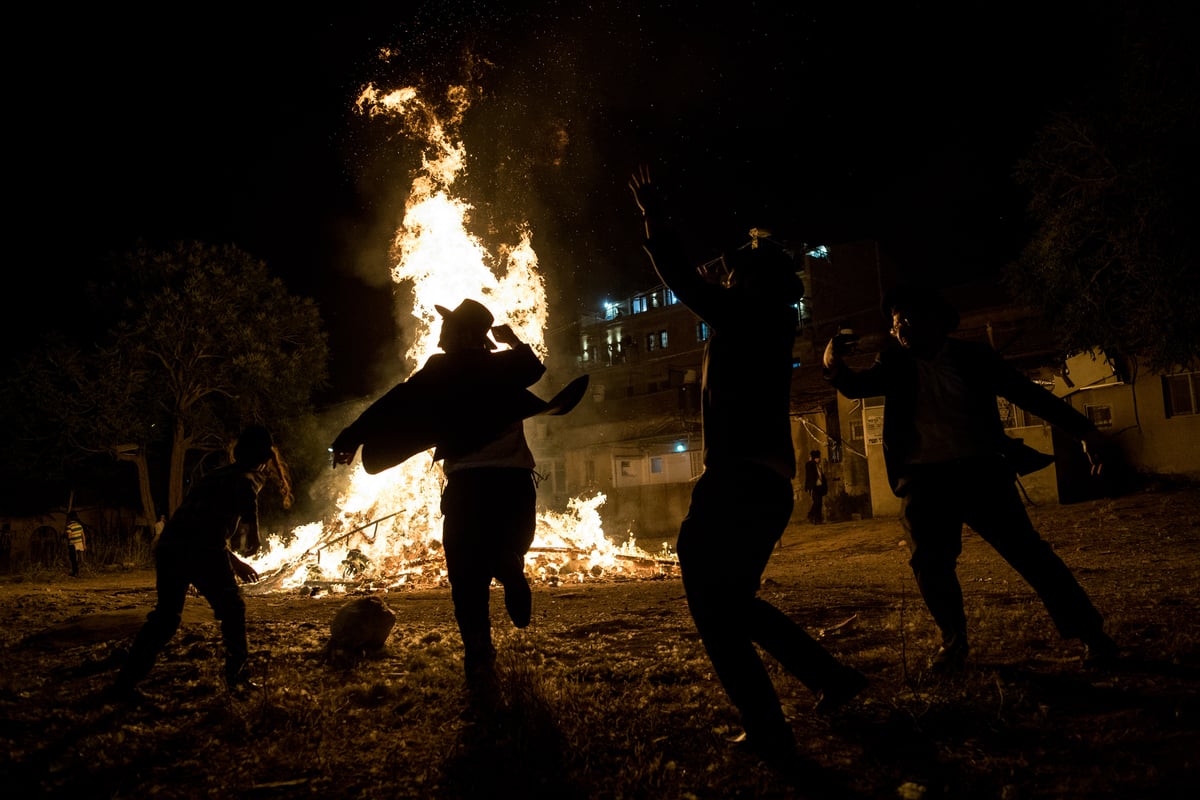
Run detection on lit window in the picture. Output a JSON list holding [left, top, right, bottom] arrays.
[[632, 296, 647, 314], [696, 321, 710, 342], [658, 330, 668, 349], [645, 333, 657, 352], [665, 289, 678, 305], [1164, 372, 1199, 416]]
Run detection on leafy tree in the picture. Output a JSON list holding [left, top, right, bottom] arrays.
[[108, 241, 330, 514], [3, 242, 329, 521], [1007, 15, 1200, 377]]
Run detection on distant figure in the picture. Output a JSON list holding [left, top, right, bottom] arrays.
[[153, 514, 166, 544], [630, 166, 867, 766], [824, 283, 1119, 672], [803, 451, 828, 524], [108, 425, 292, 700], [64, 512, 86, 577]]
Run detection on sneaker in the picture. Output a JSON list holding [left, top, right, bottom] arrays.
[[504, 576, 533, 629], [228, 677, 262, 695], [226, 665, 261, 694], [814, 667, 868, 714], [1082, 632, 1119, 667], [929, 641, 969, 674]]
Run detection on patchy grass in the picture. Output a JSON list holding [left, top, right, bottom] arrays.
[[1, 485, 1198, 798]]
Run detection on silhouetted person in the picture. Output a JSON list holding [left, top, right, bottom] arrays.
[[630, 166, 867, 765], [824, 283, 1119, 672], [64, 512, 86, 577], [335, 299, 545, 708], [108, 425, 292, 700], [803, 451, 828, 524]]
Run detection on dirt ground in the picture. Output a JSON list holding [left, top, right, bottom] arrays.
[[1, 483, 1198, 798]]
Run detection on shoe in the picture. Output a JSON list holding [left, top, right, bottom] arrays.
[[504, 576, 532, 629], [226, 665, 260, 694], [725, 728, 798, 768], [466, 665, 501, 713], [814, 667, 868, 714], [228, 678, 262, 695], [929, 640, 969, 674], [1082, 632, 1119, 667]]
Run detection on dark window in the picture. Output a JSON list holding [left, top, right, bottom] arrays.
[[1164, 373, 1199, 416], [1085, 405, 1113, 428]]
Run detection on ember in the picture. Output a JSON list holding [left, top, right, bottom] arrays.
[[246, 83, 673, 594]]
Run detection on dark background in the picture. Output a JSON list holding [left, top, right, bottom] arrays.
[[13, 1, 1161, 400]]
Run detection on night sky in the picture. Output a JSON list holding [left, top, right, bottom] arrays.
[[16, 1, 1162, 399]]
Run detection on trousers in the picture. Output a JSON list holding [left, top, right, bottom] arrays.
[[678, 463, 847, 740], [899, 458, 1105, 650], [116, 541, 248, 689], [441, 468, 536, 675]]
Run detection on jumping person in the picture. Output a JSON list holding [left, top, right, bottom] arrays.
[[629, 165, 867, 766]]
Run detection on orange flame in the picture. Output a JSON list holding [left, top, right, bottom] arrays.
[[248, 83, 673, 594]]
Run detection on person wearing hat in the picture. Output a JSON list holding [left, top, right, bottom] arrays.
[[823, 283, 1118, 673], [108, 425, 293, 700], [629, 166, 867, 769], [403, 298, 547, 709]]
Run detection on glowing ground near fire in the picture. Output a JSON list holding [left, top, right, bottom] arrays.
[[245, 82, 670, 592]]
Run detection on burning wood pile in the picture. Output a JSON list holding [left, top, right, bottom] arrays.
[[246, 494, 677, 596]]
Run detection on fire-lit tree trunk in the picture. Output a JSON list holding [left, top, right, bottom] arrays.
[[168, 415, 193, 517], [114, 446, 157, 532]]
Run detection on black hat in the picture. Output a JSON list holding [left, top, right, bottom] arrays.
[[881, 283, 960, 334], [727, 242, 804, 300], [234, 425, 274, 465], [435, 299, 497, 350]]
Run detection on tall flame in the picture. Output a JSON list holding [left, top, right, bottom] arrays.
[[248, 83, 672, 595]]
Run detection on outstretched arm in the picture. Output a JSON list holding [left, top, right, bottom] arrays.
[[628, 164, 660, 241], [229, 551, 259, 584], [629, 165, 724, 319]]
